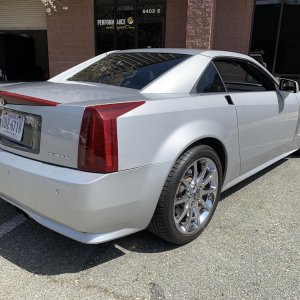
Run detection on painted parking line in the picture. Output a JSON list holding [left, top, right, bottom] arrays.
[[0, 214, 28, 238]]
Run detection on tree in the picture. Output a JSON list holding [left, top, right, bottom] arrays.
[[41, 0, 68, 15]]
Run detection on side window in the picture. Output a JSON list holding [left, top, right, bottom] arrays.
[[196, 63, 226, 93], [214, 60, 276, 92]]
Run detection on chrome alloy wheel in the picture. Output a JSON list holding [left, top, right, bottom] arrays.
[[173, 157, 219, 235]]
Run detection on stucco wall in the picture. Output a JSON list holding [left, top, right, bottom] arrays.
[[186, 0, 216, 49]]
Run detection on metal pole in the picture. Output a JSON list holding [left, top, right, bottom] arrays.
[[272, 0, 285, 75]]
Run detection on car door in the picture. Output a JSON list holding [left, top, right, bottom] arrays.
[[214, 58, 299, 175]]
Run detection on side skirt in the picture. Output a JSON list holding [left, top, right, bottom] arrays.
[[222, 149, 298, 192]]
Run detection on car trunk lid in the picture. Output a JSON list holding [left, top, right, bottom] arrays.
[[0, 81, 145, 170], [0, 81, 141, 105]]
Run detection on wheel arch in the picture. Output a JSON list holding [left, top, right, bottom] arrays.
[[176, 137, 228, 183], [148, 137, 226, 244]]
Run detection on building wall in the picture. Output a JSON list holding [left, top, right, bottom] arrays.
[[46, 0, 95, 77], [212, 0, 254, 54], [185, 0, 216, 49], [165, 0, 188, 48], [45, 0, 254, 77], [165, 0, 254, 54]]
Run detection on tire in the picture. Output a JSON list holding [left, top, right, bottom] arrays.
[[148, 145, 223, 245]]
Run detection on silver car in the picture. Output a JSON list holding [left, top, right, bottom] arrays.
[[0, 49, 299, 245]]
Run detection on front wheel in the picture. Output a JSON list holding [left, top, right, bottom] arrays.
[[148, 145, 223, 245]]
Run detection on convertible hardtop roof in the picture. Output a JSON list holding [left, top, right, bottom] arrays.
[[115, 48, 251, 60]]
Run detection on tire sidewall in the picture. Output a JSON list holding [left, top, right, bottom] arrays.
[[164, 145, 223, 244]]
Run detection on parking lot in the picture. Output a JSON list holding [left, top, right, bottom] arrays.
[[0, 155, 299, 300]]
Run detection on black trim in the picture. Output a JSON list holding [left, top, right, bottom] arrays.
[[191, 61, 227, 94], [213, 56, 279, 92], [225, 95, 234, 105]]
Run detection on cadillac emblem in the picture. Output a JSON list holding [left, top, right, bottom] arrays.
[[0, 97, 7, 106]]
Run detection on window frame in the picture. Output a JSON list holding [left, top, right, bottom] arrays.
[[212, 57, 279, 93], [191, 61, 227, 94]]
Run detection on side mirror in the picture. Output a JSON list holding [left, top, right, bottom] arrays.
[[279, 78, 299, 93]]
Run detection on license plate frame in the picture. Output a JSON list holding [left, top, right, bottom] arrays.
[[0, 108, 42, 154], [0, 110, 25, 142]]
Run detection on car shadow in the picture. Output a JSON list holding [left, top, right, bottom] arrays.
[[220, 157, 288, 201], [0, 155, 295, 276], [0, 213, 176, 275]]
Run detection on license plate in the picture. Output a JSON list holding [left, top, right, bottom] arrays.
[[0, 110, 25, 142]]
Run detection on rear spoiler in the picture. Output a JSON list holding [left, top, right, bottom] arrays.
[[0, 91, 59, 106]]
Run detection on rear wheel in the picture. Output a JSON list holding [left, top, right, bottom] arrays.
[[148, 145, 223, 245]]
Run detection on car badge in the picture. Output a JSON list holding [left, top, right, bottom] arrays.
[[0, 97, 7, 106]]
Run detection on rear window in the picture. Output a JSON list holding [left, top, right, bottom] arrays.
[[68, 52, 190, 90]]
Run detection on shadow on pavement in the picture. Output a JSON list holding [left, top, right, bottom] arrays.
[[220, 158, 287, 201], [0, 155, 295, 275], [0, 202, 176, 275]]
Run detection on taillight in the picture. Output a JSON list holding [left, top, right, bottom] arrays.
[[78, 101, 145, 173]]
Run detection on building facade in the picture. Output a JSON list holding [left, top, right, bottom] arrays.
[[46, 0, 254, 76], [1, 0, 299, 81], [251, 0, 300, 81], [0, 0, 49, 81]]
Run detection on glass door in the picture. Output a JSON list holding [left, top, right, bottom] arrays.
[[95, 0, 165, 54], [251, 0, 300, 80], [138, 23, 163, 48], [137, 0, 164, 48], [116, 0, 136, 49], [95, 0, 115, 54], [275, 1, 300, 76]]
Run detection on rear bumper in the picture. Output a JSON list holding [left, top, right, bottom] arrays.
[[0, 149, 171, 243]]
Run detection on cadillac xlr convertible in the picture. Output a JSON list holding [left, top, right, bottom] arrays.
[[0, 49, 299, 244]]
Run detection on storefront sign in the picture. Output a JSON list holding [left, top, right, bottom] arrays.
[[97, 17, 134, 30]]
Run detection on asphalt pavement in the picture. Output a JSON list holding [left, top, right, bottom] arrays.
[[0, 155, 299, 300]]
